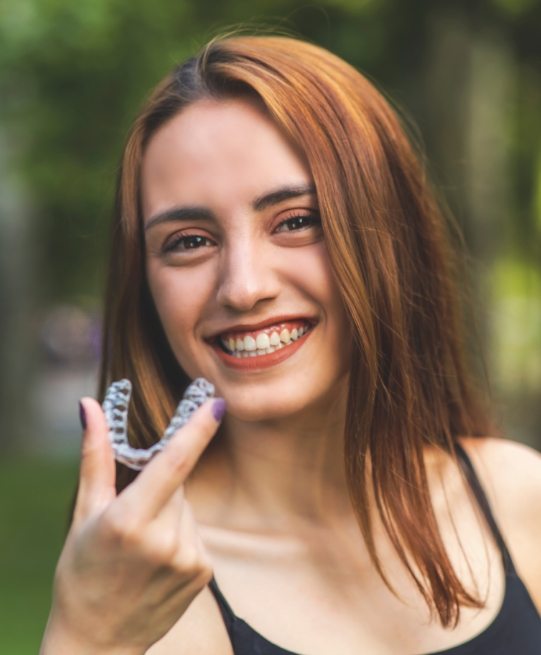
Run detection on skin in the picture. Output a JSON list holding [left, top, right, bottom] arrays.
[[40, 98, 541, 655]]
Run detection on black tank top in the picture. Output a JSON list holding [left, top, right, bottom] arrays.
[[208, 443, 541, 654]]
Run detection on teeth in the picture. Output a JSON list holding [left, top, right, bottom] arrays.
[[231, 341, 287, 358], [256, 333, 270, 349], [244, 335, 256, 351], [220, 323, 312, 356]]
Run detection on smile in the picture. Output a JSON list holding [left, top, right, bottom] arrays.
[[219, 321, 313, 357], [209, 319, 316, 369]]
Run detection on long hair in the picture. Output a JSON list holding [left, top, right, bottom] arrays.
[[100, 35, 494, 626]]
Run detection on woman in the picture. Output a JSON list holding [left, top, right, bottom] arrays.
[[40, 35, 541, 654]]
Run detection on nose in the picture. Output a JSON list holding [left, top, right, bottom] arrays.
[[215, 239, 279, 312]]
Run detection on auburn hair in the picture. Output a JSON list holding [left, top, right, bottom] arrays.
[[100, 35, 494, 626]]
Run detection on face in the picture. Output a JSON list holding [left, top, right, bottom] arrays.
[[142, 97, 352, 422]]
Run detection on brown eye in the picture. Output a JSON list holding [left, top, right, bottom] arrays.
[[274, 212, 321, 233], [163, 233, 214, 254]]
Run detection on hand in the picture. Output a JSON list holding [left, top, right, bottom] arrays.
[[40, 394, 225, 655]]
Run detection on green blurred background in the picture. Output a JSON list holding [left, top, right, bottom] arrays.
[[0, 0, 540, 652]]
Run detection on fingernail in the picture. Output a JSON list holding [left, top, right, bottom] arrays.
[[79, 401, 87, 430], [211, 398, 226, 422]]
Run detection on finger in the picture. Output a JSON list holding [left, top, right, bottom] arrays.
[[149, 486, 185, 536], [149, 495, 211, 582], [120, 397, 225, 519], [170, 500, 212, 573], [74, 397, 116, 520]]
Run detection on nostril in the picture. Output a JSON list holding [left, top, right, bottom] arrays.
[[216, 263, 279, 311]]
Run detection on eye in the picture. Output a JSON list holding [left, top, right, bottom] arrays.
[[274, 212, 321, 233], [162, 232, 214, 254]]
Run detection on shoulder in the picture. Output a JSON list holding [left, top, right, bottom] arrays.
[[459, 436, 541, 609], [459, 437, 541, 519]]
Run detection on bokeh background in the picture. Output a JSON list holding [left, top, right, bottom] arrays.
[[1, 0, 540, 651]]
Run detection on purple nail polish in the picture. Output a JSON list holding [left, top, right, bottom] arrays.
[[212, 398, 226, 422], [79, 401, 87, 430]]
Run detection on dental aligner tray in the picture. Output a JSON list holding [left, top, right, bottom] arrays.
[[102, 377, 215, 470]]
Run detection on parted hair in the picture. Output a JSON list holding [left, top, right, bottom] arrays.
[[100, 34, 494, 627]]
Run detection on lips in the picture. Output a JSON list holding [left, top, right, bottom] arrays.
[[207, 317, 316, 368]]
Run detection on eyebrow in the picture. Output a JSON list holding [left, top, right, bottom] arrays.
[[252, 184, 316, 211], [144, 206, 213, 231], [144, 184, 316, 232]]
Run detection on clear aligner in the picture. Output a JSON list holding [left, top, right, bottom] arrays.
[[102, 377, 215, 471]]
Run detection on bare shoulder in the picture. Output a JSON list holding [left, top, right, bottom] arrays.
[[146, 586, 233, 655], [459, 436, 541, 515], [459, 436, 541, 609]]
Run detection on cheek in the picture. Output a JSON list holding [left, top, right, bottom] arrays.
[[146, 265, 213, 340], [294, 247, 352, 356], [288, 244, 344, 314]]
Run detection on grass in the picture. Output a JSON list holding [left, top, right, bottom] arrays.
[[0, 455, 79, 654]]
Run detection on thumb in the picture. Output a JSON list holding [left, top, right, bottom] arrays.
[[74, 397, 116, 521]]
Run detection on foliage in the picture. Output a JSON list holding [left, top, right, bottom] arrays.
[[0, 455, 78, 654]]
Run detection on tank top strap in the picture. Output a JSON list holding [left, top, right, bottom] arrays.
[[208, 576, 237, 632], [454, 441, 514, 572]]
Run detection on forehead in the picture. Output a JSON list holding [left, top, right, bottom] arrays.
[[141, 97, 311, 220]]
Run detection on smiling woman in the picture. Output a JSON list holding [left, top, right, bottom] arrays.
[[40, 35, 541, 655]]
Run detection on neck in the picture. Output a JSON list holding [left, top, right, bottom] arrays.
[[194, 381, 356, 531]]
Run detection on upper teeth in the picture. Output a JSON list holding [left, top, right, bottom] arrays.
[[220, 324, 310, 356]]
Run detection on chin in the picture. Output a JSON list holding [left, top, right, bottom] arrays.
[[227, 404, 300, 423], [220, 378, 345, 424], [219, 390, 298, 422]]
